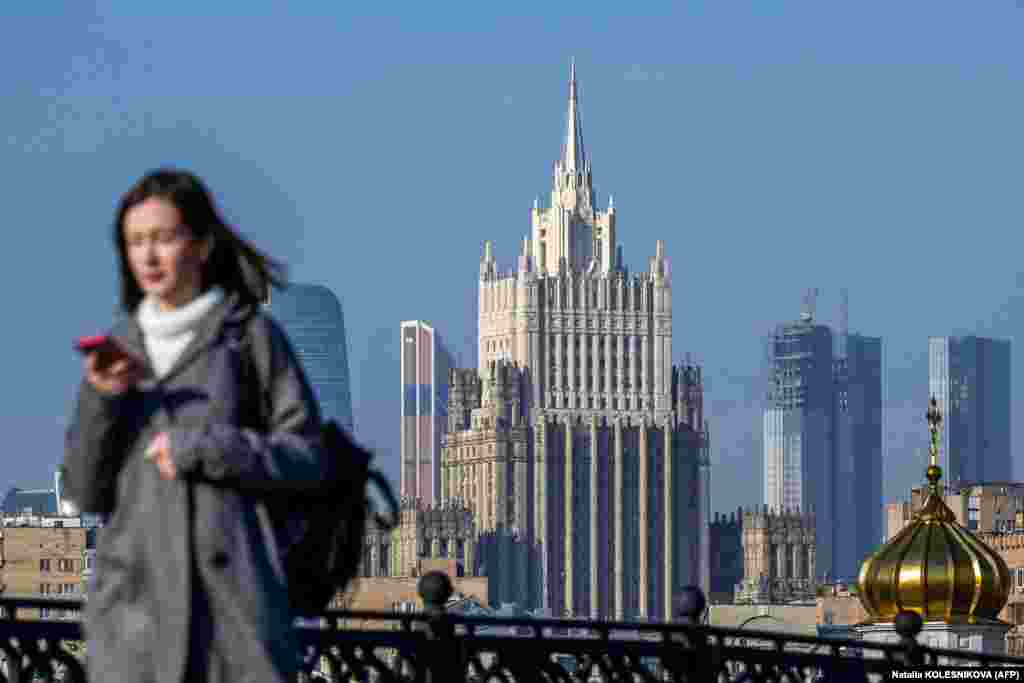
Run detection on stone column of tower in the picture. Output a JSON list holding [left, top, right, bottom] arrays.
[[663, 418, 674, 620], [641, 335, 650, 404], [529, 294, 541, 408], [626, 333, 634, 409], [495, 443, 507, 530], [589, 416, 600, 618], [699, 421, 713, 597], [536, 417, 548, 609], [638, 418, 649, 617], [477, 461, 486, 531], [564, 415, 574, 615], [567, 326, 575, 409], [617, 330, 626, 405], [605, 330, 613, 409], [554, 329, 563, 405], [580, 298, 589, 406], [613, 417, 625, 620], [514, 441, 527, 533]]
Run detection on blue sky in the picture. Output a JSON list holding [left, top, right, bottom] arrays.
[[2, 2, 1022, 515]]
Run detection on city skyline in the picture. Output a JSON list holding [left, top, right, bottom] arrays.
[[3, 4, 1024, 521]]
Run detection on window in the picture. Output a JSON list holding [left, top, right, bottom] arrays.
[[39, 559, 51, 572]]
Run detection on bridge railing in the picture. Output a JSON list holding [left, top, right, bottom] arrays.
[[1, 573, 1023, 682]]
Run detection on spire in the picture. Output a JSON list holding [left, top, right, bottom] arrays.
[[562, 58, 586, 174]]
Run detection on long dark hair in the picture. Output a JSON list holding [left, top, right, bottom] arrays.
[[114, 168, 286, 312]]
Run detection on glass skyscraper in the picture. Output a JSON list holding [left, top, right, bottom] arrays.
[[400, 320, 452, 505], [266, 283, 354, 435], [764, 314, 835, 577], [833, 333, 882, 579], [929, 336, 1011, 487]]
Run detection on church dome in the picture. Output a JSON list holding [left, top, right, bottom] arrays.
[[857, 398, 1011, 624]]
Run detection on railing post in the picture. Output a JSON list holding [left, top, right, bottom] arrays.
[[894, 610, 925, 668], [672, 586, 709, 683], [418, 571, 458, 682]]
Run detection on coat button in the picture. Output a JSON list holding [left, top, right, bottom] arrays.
[[211, 551, 230, 569]]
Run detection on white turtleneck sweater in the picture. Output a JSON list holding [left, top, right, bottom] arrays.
[[136, 288, 225, 379]]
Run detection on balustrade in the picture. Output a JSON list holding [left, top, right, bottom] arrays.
[[0, 577, 1021, 681]]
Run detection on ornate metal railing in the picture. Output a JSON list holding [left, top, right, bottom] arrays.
[[2, 573, 1024, 682]]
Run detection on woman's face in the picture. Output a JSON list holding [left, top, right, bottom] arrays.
[[123, 197, 211, 311]]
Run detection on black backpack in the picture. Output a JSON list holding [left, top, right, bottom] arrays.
[[285, 421, 399, 614], [229, 318, 400, 614]]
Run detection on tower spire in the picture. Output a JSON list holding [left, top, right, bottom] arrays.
[[563, 58, 586, 174]]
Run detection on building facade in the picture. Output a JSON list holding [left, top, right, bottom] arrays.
[[735, 506, 816, 605], [400, 321, 454, 504], [266, 282, 354, 434], [360, 498, 478, 580], [763, 305, 882, 582], [442, 361, 533, 607], [929, 336, 1011, 487], [886, 482, 1024, 539], [445, 65, 711, 621], [708, 510, 744, 604], [833, 333, 883, 577], [0, 523, 91, 620]]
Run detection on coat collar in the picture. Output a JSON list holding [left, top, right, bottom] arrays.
[[112, 291, 256, 383]]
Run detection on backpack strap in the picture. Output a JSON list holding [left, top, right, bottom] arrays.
[[225, 313, 270, 431]]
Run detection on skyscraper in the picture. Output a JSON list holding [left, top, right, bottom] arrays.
[[266, 283, 354, 434], [764, 309, 835, 576], [400, 320, 453, 504], [833, 333, 883, 578], [763, 299, 882, 582], [445, 64, 711, 620], [929, 336, 1011, 486]]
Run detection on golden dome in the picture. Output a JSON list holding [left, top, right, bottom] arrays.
[[857, 398, 1011, 624]]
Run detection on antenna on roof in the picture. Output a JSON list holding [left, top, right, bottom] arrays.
[[800, 288, 819, 322]]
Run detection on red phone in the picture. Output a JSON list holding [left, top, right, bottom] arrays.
[[75, 335, 131, 370]]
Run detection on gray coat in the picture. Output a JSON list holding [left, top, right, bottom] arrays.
[[63, 294, 327, 683]]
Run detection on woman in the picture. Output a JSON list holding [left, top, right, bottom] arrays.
[[63, 169, 327, 683]]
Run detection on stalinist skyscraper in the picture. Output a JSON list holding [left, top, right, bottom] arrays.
[[442, 64, 711, 621]]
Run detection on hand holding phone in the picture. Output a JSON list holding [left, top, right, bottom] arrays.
[[77, 335, 145, 395], [75, 335, 123, 369]]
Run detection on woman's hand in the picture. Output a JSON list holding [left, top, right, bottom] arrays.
[[84, 351, 145, 396], [145, 432, 178, 480]]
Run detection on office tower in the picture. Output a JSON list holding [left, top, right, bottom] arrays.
[[400, 320, 454, 504], [763, 295, 882, 583], [833, 333, 882, 580], [929, 336, 1011, 486], [764, 307, 835, 578], [445, 64, 711, 620], [266, 283, 354, 434]]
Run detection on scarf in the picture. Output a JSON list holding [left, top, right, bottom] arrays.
[[136, 287, 225, 379]]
